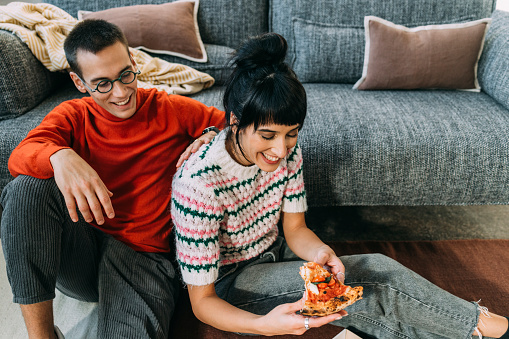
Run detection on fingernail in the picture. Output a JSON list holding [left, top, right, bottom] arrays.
[[335, 316, 342, 320]]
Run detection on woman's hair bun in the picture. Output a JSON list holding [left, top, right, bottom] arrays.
[[233, 32, 288, 72]]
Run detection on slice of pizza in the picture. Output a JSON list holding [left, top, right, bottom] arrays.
[[299, 262, 363, 316]]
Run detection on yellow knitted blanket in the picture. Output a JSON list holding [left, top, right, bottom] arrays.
[[0, 2, 215, 95]]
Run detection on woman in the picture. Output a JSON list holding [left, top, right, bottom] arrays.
[[171, 32, 508, 338]]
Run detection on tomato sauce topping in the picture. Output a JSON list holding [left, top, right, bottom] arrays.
[[307, 275, 347, 303], [317, 281, 347, 302]]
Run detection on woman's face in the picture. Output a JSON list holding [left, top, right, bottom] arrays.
[[235, 123, 300, 172]]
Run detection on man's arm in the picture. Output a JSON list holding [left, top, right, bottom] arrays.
[[8, 103, 114, 224], [172, 95, 226, 167]]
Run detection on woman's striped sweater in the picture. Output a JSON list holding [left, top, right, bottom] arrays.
[[171, 131, 308, 286]]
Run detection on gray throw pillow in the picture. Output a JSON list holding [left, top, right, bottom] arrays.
[[478, 10, 509, 111], [292, 18, 365, 83]]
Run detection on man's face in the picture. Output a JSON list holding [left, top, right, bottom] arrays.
[[70, 41, 138, 119]]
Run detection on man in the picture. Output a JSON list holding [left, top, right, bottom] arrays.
[[0, 19, 224, 339]]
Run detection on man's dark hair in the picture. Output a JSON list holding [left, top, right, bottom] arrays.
[[64, 19, 129, 77]]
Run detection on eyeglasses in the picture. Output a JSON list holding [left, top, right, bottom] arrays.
[[76, 66, 141, 94]]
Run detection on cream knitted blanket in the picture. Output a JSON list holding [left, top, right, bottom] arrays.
[[0, 2, 215, 95]]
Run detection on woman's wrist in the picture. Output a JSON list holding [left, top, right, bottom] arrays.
[[315, 244, 335, 258], [245, 313, 267, 335]]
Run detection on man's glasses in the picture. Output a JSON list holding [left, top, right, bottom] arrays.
[[76, 66, 141, 94]]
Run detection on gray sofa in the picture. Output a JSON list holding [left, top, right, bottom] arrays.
[[1, 0, 509, 209]]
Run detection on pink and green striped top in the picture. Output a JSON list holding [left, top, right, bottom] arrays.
[[171, 132, 307, 286]]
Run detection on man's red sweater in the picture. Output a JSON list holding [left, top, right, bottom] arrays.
[[8, 88, 224, 252]]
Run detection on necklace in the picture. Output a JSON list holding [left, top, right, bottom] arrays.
[[225, 133, 253, 166]]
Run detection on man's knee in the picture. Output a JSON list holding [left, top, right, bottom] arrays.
[[1, 176, 65, 224], [2, 176, 58, 204]]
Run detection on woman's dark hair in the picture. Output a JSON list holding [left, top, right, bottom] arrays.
[[223, 32, 307, 150], [64, 19, 129, 78]]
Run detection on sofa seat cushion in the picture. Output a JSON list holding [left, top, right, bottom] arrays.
[[300, 84, 509, 206]]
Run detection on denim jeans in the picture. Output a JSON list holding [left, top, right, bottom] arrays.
[[215, 237, 480, 339], [1, 175, 180, 339]]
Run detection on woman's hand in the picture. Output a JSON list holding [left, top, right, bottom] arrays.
[[176, 130, 218, 168], [314, 245, 346, 283], [256, 299, 345, 336]]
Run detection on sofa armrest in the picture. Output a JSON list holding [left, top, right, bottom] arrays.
[[0, 30, 66, 121], [478, 10, 509, 111]]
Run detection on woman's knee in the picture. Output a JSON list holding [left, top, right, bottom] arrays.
[[343, 253, 411, 283]]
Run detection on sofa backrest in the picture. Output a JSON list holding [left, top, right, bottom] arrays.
[[43, 0, 269, 49], [270, 0, 496, 84]]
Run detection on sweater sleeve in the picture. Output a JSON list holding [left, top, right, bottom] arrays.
[[171, 170, 225, 286], [170, 94, 225, 139], [8, 101, 78, 178], [281, 144, 308, 213]]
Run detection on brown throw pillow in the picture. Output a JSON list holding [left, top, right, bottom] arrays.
[[353, 16, 491, 91], [78, 0, 207, 62]]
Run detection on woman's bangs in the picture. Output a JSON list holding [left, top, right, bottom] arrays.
[[247, 82, 306, 130]]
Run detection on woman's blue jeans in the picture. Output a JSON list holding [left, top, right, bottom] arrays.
[[215, 237, 480, 339]]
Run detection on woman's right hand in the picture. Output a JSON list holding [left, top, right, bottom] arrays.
[[256, 299, 346, 336]]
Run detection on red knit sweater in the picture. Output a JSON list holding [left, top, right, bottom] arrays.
[[8, 88, 224, 252]]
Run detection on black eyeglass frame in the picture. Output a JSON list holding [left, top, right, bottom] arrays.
[[75, 63, 141, 94]]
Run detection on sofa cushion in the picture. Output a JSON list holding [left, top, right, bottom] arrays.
[[292, 19, 364, 83], [271, 0, 496, 84], [478, 10, 509, 111], [299, 84, 509, 206], [153, 43, 234, 85], [353, 17, 490, 91], [44, 0, 269, 48], [0, 30, 66, 120], [78, 1, 207, 63]]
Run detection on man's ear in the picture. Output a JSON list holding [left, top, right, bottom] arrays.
[[69, 72, 88, 94]]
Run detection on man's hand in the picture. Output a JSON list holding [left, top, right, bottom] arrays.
[[176, 130, 218, 168], [50, 149, 114, 225]]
